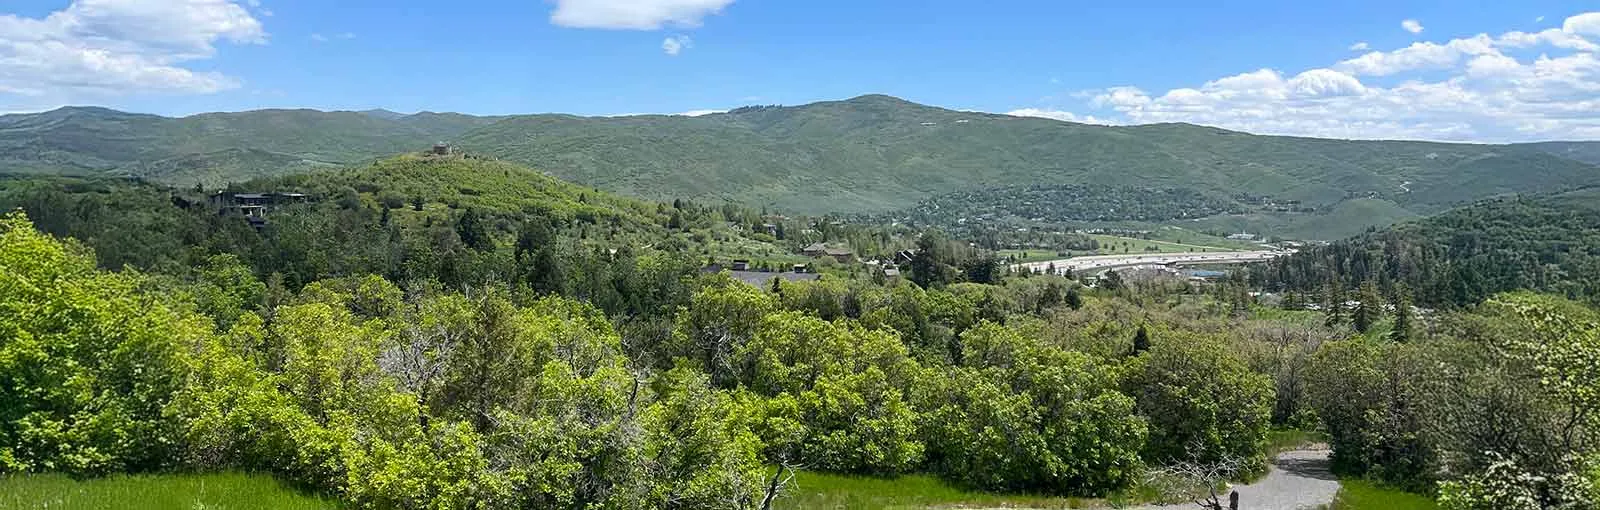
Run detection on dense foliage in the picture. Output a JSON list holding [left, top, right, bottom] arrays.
[[1255, 189, 1600, 307]]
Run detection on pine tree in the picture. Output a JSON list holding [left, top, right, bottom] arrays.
[[1390, 286, 1416, 343], [1322, 280, 1346, 328], [1065, 287, 1084, 310], [1352, 280, 1383, 334]]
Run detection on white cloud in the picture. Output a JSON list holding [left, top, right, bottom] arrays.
[[311, 32, 354, 42], [1061, 11, 1600, 142], [0, 0, 264, 102], [1536, 16, 1546, 23], [661, 34, 691, 55], [1005, 108, 1115, 125], [1568, 12, 1600, 37], [1348, 41, 1370, 51], [1402, 19, 1424, 34], [550, 0, 734, 30]]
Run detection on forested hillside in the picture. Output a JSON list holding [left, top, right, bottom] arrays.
[[458, 96, 1600, 221], [5, 96, 1598, 239], [1253, 187, 1600, 307], [4, 152, 1600, 509], [1526, 140, 1600, 166], [0, 106, 498, 183]]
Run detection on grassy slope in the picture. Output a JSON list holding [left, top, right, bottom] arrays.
[[0, 473, 339, 510], [1331, 480, 1438, 510], [774, 470, 1134, 510]]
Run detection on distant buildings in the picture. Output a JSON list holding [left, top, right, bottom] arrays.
[[208, 191, 308, 227], [801, 242, 854, 262]]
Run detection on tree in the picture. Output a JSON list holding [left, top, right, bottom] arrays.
[[1101, 270, 1124, 291], [909, 231, 956, 289], [1124, 331, 1273, 467], [1322, 280, 1346, 328], [1391, 286, 1417, 342], [671, 276, 777, 386], [1065, 287, 1084, 310], [917, 323, 1147, 494], [454, 208, 493, 252], [1131, 324, 1151, 355], [736, 312, 923, 474], [0, 212, 202, 474], [1352, 280, 1383, 333]]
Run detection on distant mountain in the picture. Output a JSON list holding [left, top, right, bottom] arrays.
[[1524, 141, 1600, 166], [457, 95, 1600, 235], [2, 95, 1597, 238], [0, 106, 493, 185]]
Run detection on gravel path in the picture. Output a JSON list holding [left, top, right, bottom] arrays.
[[1121, 449, 1339, 510]]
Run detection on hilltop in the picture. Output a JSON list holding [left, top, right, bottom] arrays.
[[3, 95, 1598, 238]]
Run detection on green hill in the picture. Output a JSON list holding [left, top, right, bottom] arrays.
[[4, 95, 1598, 239], [456, 96, 1600, 219], [1257, 186, 1600, 307], [0, 106, 494, 185], [1525, 141, 1600, 166]]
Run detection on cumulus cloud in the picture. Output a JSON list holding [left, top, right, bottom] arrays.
[[1005, 108, 1116, 125], [1402, 19, 1424, 34], [0, 0, 265, 102], [1056, 11, 1600, 142], [550, 0, 734, 30], [1348, 41, 1370, 51]]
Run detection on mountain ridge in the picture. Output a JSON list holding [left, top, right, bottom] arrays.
[[3, 95, 1598, 238]]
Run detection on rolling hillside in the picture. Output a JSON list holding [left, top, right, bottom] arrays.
[[3, 95, 1597, 239], [457, 96, 1600, 217], [0, 106, 498, 184], [1257, 186, 1600, 307]]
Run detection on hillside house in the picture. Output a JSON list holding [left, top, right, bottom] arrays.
[[802, 242, 829, 257], [824, 247, 854, 263], [432, 143, 452, 156], [209, 191, 310, 227]]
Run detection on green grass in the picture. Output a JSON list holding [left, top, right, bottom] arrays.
[[1330, 480, 1438, 510], [0, 473, 340, 510], [1265, 428, 1328, 455], [1087, 234, 1241, 255], [773, 470, 1160, 510], [999, 249, 1070, 263]]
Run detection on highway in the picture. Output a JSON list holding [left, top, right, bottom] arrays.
[[1013, 250, 1286, 275]]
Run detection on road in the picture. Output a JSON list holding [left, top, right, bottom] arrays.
[[1119, 449, 1339, 510], [1013, 250, 1285, 275]]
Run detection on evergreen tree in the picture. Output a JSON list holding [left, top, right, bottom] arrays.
[[1322, 280, 1346, 328], [1065, 287, 1083, 310], [1131, 325, 1151, 355], [1101, 270, 1124, 291], [1352, 280, 1383, 334], [1390, 286, 1416, 343], [455, 208, 493, 251]]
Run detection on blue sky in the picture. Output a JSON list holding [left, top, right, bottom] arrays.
[[2, 0, 1599, 141]]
